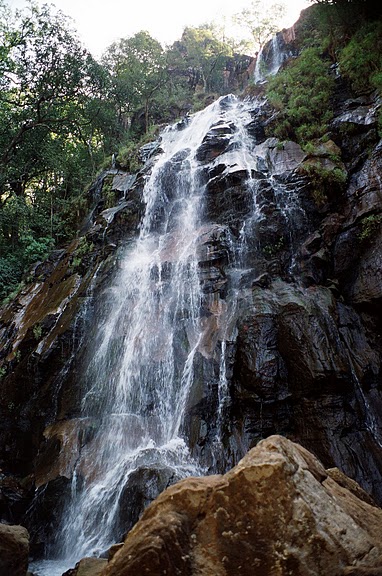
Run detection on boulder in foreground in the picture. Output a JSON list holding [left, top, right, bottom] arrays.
[[0, 522, 29, 576], [103, 435, 382, 576]]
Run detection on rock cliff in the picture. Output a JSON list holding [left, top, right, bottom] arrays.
[[0, 15, 382, 573]]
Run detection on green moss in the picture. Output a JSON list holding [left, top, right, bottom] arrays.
[[262, 237, 284, 257], [358, 214, 382, 241], [101, 175, 118, 209], [1, 282, 25, 305], [69, 237, 95, 272], [299, 163, 347, 207], [76, 237, 95, 257], [33, 324, 42, 340]]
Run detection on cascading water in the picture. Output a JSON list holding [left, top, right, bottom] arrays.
[[30, 93, 307, 576], [254, 33, 293, 83]]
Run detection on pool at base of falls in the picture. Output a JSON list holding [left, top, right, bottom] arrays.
[[29, 559, 77, 576]]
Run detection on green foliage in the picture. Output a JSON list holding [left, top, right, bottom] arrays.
[[22, 236, 55, 263], [0, 256, 23, 301], [265, 47, 335, 144], [76, 237, 94, 256], [0, 2, 112, 191], [0, 234, 54, 301], [299, 162, 347, 206], [101, 176, 117, 210], [358, 214, 382, 241], [0, 2, 118, 300], [110, 142, 140, 173], [168, 25, 233, 94], [33, 324, 42, 340], [68, 236, 95, 272], [262, 237, 284, 257], [102, 31, 167, 134], [233, 0, 286, 53], [112, 124, 161, 174], [338, 21, 382, 94]]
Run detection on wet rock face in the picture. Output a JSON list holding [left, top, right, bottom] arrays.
[[0, 169, 145, 521], [102, 436, 382, 576], [179, 91, 382, 505], [229, 281, 382, 499], [25, 476, 71, 557], [115, 466, 181, 541], [1, 81, 382, 554], [0, 471, 31, 521]]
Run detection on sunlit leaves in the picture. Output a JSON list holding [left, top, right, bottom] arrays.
[[233, 0, 286, 53], [102, 31, 167, 129], [168, 25, 233, 93]]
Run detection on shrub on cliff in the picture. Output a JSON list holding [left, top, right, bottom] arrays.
[[265, 47, 335, 144], [338, 20, 382, 95]]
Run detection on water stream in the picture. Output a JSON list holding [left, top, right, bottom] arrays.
[[254, 33, 293, 83], [30, 94, 304, 575]]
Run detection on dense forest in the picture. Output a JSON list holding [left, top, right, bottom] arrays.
[[0, 0, 381, 302]]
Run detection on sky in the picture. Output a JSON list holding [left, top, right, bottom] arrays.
[[7, 0, 310, 59]]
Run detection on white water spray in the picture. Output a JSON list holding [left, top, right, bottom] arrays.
[[30, 94, 307, 576]]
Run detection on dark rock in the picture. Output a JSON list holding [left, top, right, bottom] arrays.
[[62, 557, 108, 576], [24, 476, 71, 558], [254, 138, 307, 175], [252, 272, 271, 288], [138, 140, 162, 163], [115, 466, 180, 541], [0, 475, 33, 525], [230, 281, 382, 502]]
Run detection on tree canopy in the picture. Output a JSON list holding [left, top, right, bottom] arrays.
[[233, 0, 286, 54], [102, 31, 167, 133], [0, 1, 116, 298]]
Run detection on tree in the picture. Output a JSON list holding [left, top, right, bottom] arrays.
[[168, 25, 233, 94], [0, 1, 116, 299], [308, 0, 382, 19], [233, 0, 287, 54], [102, 31, 167, 133], [0, 2, 112, 199]]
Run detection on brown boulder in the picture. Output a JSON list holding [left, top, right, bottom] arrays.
[[102, 435, 382, 576], [0, 523, 29, 576], [68, 557, 108, 576]]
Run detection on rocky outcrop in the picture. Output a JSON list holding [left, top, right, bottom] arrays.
[[102, 435, 382, 576], [0, 523, 29, 576], [0, 166, 145, 547], [63, 557, 107, 576], [0, 43, 382, 567]]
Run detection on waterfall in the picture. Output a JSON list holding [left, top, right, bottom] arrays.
[[254, 33, 293, 83], [30, 94, 307, 576]]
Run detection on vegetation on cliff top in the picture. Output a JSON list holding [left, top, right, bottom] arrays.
[[265, 1, 382, 145]]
